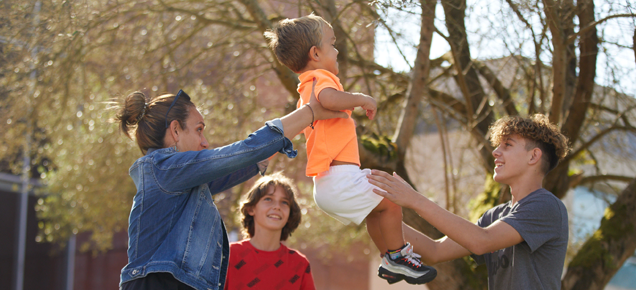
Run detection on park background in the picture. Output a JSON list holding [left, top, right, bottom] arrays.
[[1, 0, 636, 289]]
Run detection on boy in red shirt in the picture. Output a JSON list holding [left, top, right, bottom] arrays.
[[264, 14, 436, 285], [225, 172, 315, 290]]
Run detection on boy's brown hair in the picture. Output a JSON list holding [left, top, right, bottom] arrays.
[[239, 172, 302, 241], [264, 14, 332, 72], [489, 114, 570, 174]]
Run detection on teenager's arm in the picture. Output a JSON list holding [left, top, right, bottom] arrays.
[[318, 88, 377, 120], [403, 223, 472, 265], [369, 170, 523, 256]]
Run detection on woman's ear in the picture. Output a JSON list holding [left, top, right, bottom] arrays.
[[169, 120, 180, 142]]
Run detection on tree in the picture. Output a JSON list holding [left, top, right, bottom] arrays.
[[1, 0, 635, 288]]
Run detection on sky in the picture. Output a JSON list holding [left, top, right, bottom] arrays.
[[374, 0, 636, 98]]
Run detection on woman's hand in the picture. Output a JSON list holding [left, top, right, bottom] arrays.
[[307, 78, 348, 121], [367, 170, 426, 208]]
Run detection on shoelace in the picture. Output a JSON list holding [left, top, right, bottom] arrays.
[[397, 244, 424, 268], [401, 252, 424, 267]]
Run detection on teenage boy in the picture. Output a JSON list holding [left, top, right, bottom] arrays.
[[225, 172, 315, 290], [367, 114, 570, 289]]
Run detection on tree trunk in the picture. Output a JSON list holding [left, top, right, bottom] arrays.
[[441, 0, 494, 173], [544, 0, 598, 199], [392, 0, 436, 161], [543, 0, 567, 125], [561, 178, 636, 289], [561, 0, 577, 121]]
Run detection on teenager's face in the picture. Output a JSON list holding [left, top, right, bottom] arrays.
[[176, 107, 209, 152], [318, 25, 339, 75], [248, 185, 291, 235], [492, 134, 533, 184]]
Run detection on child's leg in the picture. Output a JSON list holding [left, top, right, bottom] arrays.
[[366, 212, 387, 254], [367, 198, 404, 253]]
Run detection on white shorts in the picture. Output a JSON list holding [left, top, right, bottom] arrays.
[[313, 165, 385, 225]]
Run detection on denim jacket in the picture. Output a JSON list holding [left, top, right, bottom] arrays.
[[119, 119, 296, 290]]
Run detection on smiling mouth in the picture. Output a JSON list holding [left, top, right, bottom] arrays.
[[267, 214, 282, 220]]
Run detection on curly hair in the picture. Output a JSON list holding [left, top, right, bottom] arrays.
[[239, 172, 302, 241], [489, 114, 570, 174]]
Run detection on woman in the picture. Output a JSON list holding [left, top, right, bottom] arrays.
[[225, 172, 315, 290], [116, 80, 344, 290]]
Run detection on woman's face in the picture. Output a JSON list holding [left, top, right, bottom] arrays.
[[176, 107, 209, 152]]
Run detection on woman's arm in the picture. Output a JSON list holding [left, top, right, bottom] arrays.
[[207, 165, 259, 195], [153, 79, 347, 193], [152, 124, 292, 193]]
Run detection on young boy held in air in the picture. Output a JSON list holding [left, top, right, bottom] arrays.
[[225, 172, 315, 290], [368, 114, 570, 289], [264, 14, 436, 285]]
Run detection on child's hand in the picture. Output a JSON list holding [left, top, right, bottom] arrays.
[[356, 93, 377, 120]]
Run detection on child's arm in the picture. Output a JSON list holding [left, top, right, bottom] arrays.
[[319, 88, 377, 120]]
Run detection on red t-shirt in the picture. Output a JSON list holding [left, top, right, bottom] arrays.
[[224, 240, 315, 290]]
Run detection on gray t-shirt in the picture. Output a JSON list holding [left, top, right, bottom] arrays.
[[471, 188, 568, 290]]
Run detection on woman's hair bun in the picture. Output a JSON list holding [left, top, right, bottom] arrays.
[[117, 91, 148, 138]]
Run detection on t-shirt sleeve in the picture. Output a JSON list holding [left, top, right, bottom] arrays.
[[300, 260, 316, 290], [309, 70, 340, 102], [499, 194, 564, 252]]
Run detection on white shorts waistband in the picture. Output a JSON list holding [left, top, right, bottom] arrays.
[[316, 164, 360, 176]]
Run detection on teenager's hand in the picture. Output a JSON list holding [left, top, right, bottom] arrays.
[[308, 78, 349, 121], [367, 170, 425, 208]]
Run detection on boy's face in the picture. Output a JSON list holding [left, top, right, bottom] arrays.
[[247, 185, 291, 234], [317, 25, 339, 75], [492, 134, 535, 184]]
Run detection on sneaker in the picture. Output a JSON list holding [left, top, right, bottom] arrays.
[[377, 243, 437, 285]]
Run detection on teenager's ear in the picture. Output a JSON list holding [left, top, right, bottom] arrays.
[[308, 46, 320, 62], [529, 147, 542, 165], [246, 206, 255, 216]]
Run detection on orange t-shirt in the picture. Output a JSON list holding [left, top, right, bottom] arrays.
[[297, 69, 360, 176]]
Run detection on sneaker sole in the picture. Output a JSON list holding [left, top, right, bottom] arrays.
[[378, 265, 437, 285], [377, 266, 404, 284]]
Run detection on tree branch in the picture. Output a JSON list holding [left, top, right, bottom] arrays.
[[564, 125, 636, 164], [473, 60, 519, 116], [237, 0, 299, 97], [567, 13, 636, 44], [573, 174, 636, 188]]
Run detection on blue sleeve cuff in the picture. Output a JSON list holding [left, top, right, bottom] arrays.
[[265, 118, 284, 134], [265, 118, 297, 158]]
